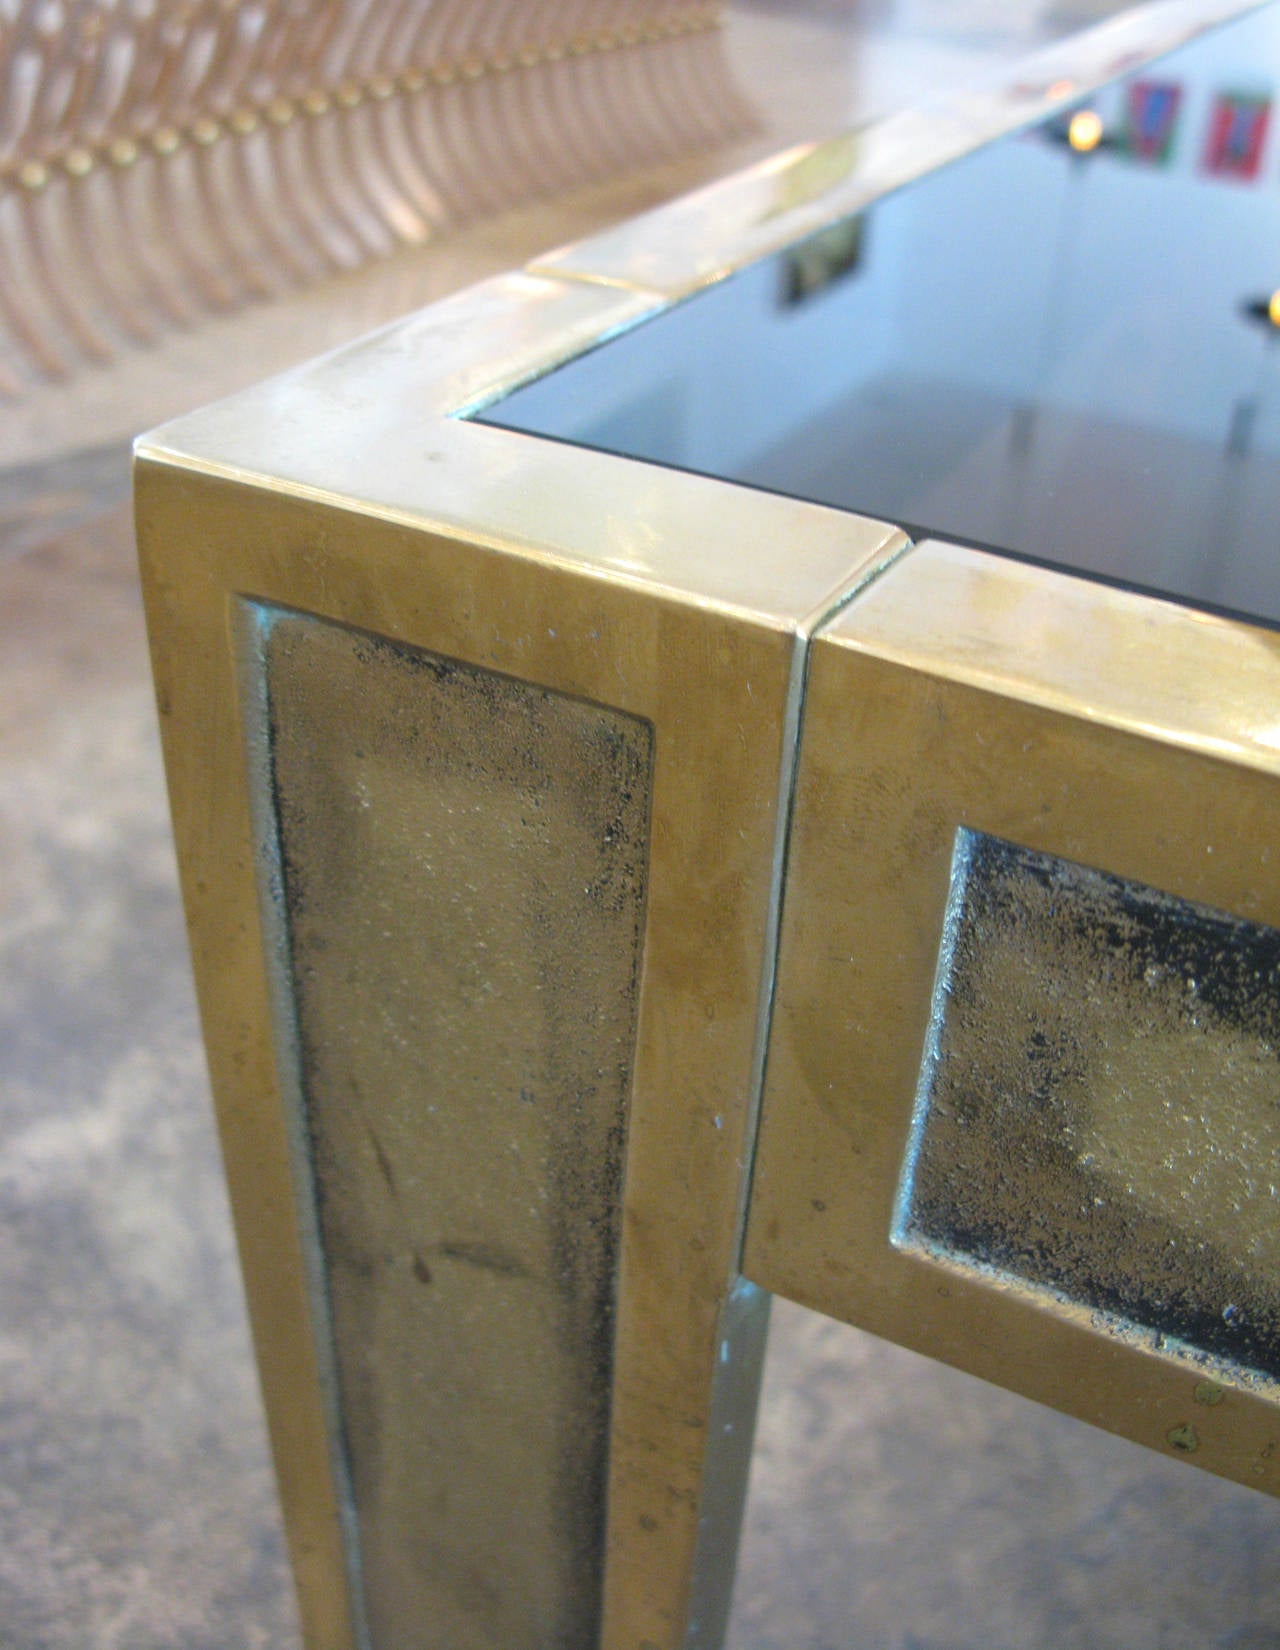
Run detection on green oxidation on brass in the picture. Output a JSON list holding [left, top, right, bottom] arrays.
[[896, 830, 1280, 1383], [255, 607, 652, 1650]]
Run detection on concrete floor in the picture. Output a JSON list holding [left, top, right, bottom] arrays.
[[0, 508, 292, 1648], [5, 4, 1280, 1647]]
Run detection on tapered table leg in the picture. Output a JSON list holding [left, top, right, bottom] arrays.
[[134, 275, 905, 1649]]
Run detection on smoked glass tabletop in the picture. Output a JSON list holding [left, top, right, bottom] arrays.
[[484, 4, 1280, 627]]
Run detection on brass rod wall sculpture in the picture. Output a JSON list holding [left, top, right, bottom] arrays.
[[0, 0, 751, 392]]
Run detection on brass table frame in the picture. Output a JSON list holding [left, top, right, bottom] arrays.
[[135, 3, 1280, 1645]]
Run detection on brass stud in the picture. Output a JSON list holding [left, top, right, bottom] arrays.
[[0, 8, 715, 213]]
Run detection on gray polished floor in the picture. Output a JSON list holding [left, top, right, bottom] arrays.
[[5, 4, 1280, 1648]]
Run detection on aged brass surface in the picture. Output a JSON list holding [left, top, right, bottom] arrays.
[[135, 256, 904, 1647], [133, 2, 1280, 1642], [746, 540, 1280, 1495]]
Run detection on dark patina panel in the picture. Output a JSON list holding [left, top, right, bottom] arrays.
[[251, 606, 652, 1650], [898, 829, 1280, 1384]]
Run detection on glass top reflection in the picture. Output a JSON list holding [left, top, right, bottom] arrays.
[[483, 5, 1280, 626]]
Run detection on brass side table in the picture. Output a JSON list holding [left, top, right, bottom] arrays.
[[136, 3, 1280, 1645]]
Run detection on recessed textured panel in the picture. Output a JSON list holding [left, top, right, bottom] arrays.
[[254, 608, 652, 1650], [896, 830, 1280, 1381]]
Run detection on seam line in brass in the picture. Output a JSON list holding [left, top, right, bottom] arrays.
[[732, 526, 914, 1278], [521, 265, 669, 299]]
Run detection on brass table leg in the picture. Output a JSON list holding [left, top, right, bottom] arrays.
[[134, 277, 905, 1647]]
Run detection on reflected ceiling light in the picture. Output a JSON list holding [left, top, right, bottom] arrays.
[[1068, 109, 1104, 153], [1240, 292, 1280, 331], [1043, 106, 1111, 156]]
